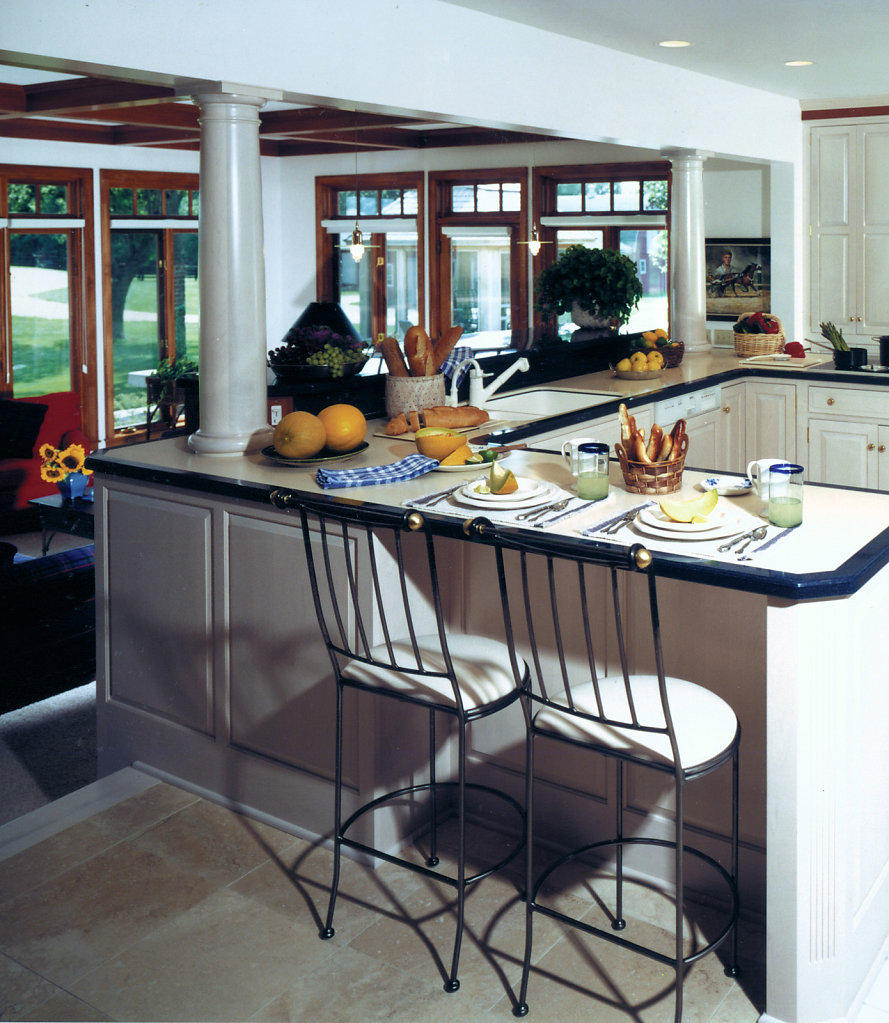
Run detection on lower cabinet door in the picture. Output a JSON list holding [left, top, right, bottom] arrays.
[[808, 417, 879, 488]]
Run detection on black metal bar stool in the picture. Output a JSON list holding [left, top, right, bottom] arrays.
[[282, 493, 526, 993], [472, 522, 740, 1021]]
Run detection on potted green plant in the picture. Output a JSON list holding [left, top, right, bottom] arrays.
[[534, 245, 643, 331], [148, 354, 199, 428]]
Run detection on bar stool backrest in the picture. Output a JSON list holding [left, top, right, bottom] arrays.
[[489, 531, 682, 770], [295, 497, 467, 711]]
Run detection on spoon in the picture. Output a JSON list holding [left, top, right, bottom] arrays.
[[736, 526, 768, 559]]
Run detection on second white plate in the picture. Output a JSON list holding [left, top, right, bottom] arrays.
[[453, 479, 558, 510]]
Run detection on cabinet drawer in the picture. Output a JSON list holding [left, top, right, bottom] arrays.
[[808, 384, 889, 419]]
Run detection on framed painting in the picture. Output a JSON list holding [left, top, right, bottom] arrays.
[[705, 238, 770, 321]]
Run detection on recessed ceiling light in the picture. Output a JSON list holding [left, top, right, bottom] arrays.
[[659, 39, 691, 48], [784, 59, 814, 67]]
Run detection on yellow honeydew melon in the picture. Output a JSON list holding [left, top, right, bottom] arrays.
[[658, 488, 719, 523]]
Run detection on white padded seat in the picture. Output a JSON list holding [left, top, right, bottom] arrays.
[[534, 674, 739, 770], [344, 635, 520, 710]]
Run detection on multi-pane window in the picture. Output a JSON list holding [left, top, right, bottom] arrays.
[[536, 164, 670, 335], [0, 169, 93, 417], [101, 171, 199, 437], [317, 174, 423, 352], [430, 170, 528, 351]]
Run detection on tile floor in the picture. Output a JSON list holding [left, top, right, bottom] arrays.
[[3, 770, 889, 1022], [0, 770, 770, 1023]]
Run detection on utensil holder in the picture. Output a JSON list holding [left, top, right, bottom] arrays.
[[385, 373, 445, 419]]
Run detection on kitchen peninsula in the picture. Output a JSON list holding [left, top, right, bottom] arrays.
[[89, 351, 889, 1023]]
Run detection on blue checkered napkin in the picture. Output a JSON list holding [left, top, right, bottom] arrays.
[[315, 454, 440, 489], [441, 346, 474, 385]]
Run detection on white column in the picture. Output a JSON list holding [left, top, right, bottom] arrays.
[[188, 92, 270, 455], [662, 149, 711, 352]]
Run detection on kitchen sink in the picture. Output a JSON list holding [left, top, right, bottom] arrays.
[[482, 388, 615, 417]]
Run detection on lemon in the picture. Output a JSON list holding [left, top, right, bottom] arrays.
[[655, 328, 668, 339], [658, 488, 719, 523], [616, 357, 632, 371], [489, 460, 519, 495]]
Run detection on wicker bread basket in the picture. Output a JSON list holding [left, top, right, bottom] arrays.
[[615, 435, 689, 495], [660, 341, 685, 368], [733, 314, 785, 358]]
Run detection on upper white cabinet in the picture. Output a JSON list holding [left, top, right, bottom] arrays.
[[810, 121, 889, 343]]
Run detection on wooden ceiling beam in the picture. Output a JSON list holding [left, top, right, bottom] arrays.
[[0, 117, 115, 145], [23, 77, 176, 115], [259, 107, 434, 135]]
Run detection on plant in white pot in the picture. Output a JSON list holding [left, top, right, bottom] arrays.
[[534, 244, 643, 332]]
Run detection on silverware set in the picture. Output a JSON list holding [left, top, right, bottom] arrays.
[[601, 508, 643, 534], [515, 497, 573, 521], [717, 525, 768, 554]]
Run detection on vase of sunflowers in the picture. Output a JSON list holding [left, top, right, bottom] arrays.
[[39, 442, 93, 500]]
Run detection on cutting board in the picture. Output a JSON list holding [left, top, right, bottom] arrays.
[[375, 418, 520, 440]]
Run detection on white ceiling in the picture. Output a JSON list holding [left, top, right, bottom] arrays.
[[444, 0, 889, 105]]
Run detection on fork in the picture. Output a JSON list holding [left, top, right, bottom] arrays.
[[516, 497, 572, 521]]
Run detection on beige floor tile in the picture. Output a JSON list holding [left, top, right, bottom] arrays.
[[0, 950, 61, 1020], [68, 884, 336, 1022], [514, 915, 738, 1023], [0, 840, 218, 987], [19, 988, 111, 1022], [87, 782, 201, 843], [129, 798, 296, 888], [250, 943, 480, 1023]]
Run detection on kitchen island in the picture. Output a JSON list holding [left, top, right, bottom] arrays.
[[89, 356, 889, 1023]]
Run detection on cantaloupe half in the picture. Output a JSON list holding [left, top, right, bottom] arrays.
[[489, 460, 519, 495], [658, 488, 718, 523]]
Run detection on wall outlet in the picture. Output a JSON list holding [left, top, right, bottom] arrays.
[[711, 328, 735, 348], [269, 403, 284, 426]]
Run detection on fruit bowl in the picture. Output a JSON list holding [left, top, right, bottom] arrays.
[[269, 358, 367, 384], [612, 366, 665, 380]]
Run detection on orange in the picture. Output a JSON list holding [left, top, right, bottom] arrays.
[[439, 443, 473, 466], [415, 430, 465, 461], [317, 404, 367, 452], [273, 411, 327, 459]]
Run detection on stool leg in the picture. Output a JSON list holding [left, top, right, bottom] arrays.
[[613, 760, 626, 931], [725, 748, 740, 977], [513, 727, 534, 1017], [427, 708, 440, 868], [444, 722, 466, 993], [320, 682, 344, 940], [673, 775, 685, 1023]]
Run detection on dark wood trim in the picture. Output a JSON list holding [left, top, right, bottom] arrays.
[[802, 106, 889, 121]]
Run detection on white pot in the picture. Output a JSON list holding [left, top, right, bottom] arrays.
[[571, 300, 612, 330]]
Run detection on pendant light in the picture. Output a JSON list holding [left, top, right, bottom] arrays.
[[348, 222, 365, 263]]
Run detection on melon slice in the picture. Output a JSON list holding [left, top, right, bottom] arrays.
[[658, 488, 718, 523]]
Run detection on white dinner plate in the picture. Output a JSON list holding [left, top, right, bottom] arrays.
[[638, 506, 726, 534], [698, 475, 754, 497], [633, 508, 750, 542], [452, 480, 558, 510], [459, 476, 548, 504]]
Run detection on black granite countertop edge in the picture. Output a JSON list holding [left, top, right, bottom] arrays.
[[86, 452, 889, 603]]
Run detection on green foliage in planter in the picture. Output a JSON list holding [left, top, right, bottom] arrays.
[[153, 354, 199, 383], [534, 245, 643, 325]]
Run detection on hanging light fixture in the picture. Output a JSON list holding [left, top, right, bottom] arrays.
[[348, 222, 365, 263], [527, 224, 542, 257]]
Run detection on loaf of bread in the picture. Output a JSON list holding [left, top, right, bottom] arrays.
[[404, 327, 435, 377], [432, 326, 463, 371], [383, 405, 490, 436], [380, 336, 409, 377]]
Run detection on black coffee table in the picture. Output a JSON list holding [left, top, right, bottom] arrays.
[[28, 493, 96, 556]]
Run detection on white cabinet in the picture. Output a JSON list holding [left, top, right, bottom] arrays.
[[746, 380, 796, 463], [526, 404, 652, 453], [809, 121, 889, 346], [806, 383, 889, 490], [719, 382, 746, 474]]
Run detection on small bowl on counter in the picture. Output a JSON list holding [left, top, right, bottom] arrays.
[[611, 365, 665, 381]]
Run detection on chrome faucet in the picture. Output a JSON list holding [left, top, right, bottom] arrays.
[[468, 356, 530, 409], [445, 358, 481, 406]]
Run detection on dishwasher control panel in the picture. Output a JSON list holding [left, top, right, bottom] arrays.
[[654, 385, 721, 424]]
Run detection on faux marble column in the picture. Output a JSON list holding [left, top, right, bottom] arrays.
[[188, 92, 270, 455], [663, 149, 711, 352]]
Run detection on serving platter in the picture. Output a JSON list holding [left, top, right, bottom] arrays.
[[261, 442, 369, 467]]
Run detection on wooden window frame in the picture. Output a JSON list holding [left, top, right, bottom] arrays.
[[100, 169, 199, 445], [429, 167, 529, 342], [315, 172, 424, 344], [0, 164, 97, 445]]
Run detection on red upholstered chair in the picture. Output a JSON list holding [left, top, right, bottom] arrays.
[[0, 391, 90, 530]]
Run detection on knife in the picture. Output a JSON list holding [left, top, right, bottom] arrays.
[[410, 482, 464, 507]]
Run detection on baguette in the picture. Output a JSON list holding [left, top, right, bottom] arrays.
[[670, 417, 686, 453], [432, 326, 463, 371], [633, 432, 652, 464], [408, 410, 421, 433], [404, 326, 434, 376], [646, 424, 663, 462], [618, 403, 632, 444], [421, 405, 489, 430], [381, 336, 409, 377], [384, 413, 409, 436], [656, 431, 673, 461]]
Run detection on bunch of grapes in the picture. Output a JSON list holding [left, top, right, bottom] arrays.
[[305, 344, 367, 377], [268, 325, 367, 375]]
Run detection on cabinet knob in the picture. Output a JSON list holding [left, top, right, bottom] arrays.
[[826, 397, 835, 406], [722, 405, 731, 414], [867, 443, 876, 451], [880, 445, 887, 454]]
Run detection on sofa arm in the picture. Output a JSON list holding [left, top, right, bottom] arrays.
[[0, 544, 95, 617]]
